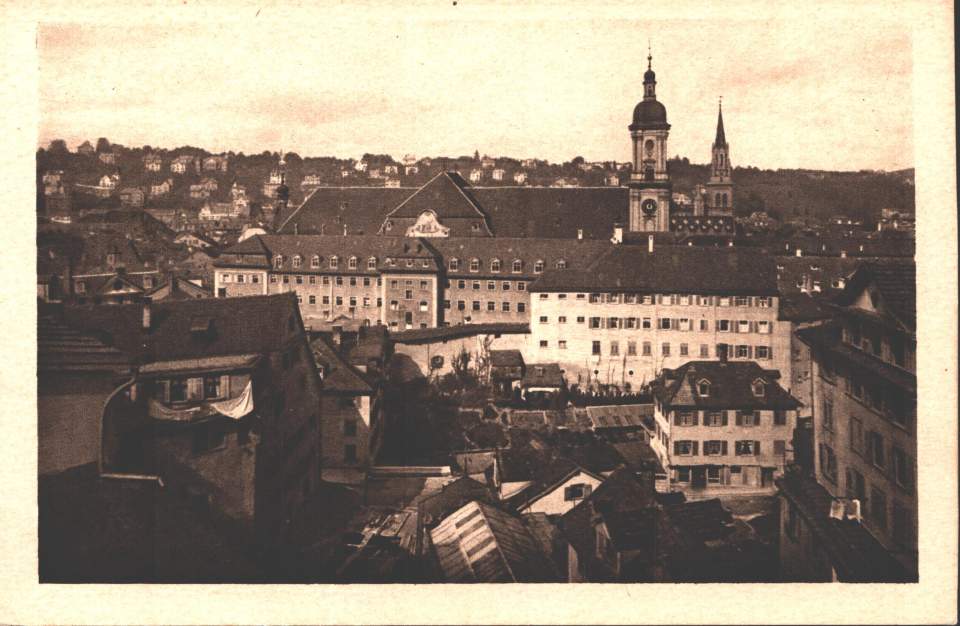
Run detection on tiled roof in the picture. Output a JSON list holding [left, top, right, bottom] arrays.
[[390, 323, 528, 344], [430, 500, 559, 582], [310, 336, 373, 394], [417, 476, 495, 524], [838, 260, 915, 331], [278, 186, 417, 235], [521, 363, 564, 388], [489, 349, 524, 368], [795, 322, 916, 392], [37, 315, 132, 373], [508, 457, 602, 510], [428, 236, 609, 278], [652, 360, 800, 410], [61, 293, 304, 363], [530, 245, 778, 295], [778, 293, 836, 322]]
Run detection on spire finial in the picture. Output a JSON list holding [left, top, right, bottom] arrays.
[[647, 40, 652, 69]]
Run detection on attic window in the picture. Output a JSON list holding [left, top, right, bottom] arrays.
[[512, 259, 522, 273], [752, 379, 766, 397], [472, 222, 481, 232], [273, 255, 283, 269], [311, 255, 320, 269], [348, 256, 358, 270], [292, 255, 302, 269], [469, 258, 480, 272], [384, 220, 393, 231], [490, 259, 501, 273], [449, 258, 459, 271], [556, 259, 567, 270], [367, 257, 377, 270], [697, 379, 711, 397], [330, 256, 339, 269], [190, 316, 213, 334], [534, 260, 544, 274]]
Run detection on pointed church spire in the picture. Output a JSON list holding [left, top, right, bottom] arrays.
[[714, 98, 726, 146]]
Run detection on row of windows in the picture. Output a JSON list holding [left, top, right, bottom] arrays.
[[673, 439, 784, 457], [569, 340, 773, 360], [448, 258, 561, 273], [447, 300, 527, 313], [273, 254, 432, 271], [821, 409, 915, 493], [673, 409, 789, 427], [539, 293, 774, 307], [566, 316, 773, 334], [267, 274, 383, 287], [299, 294, 383, 308], [450, 279, 527, 292], [844, 319, 909, 370]]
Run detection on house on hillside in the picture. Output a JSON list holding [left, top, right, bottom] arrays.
[[150, 179, 173, 197], [144, 154, 163, 172], [202, 155, 229, 172], [171, 155, 199, 174], [513, 171, 527, 185], [492, 168, 505, 181], [98, 151, 117, 165], [469, 169, 483, 183], [119, 187, 145, 208]]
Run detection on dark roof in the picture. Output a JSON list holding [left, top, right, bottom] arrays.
[[37, 314, 132, 373], [61, 293, 304, 363], [391, 323, 528, 344], [778, 293, 836, 322], [428, 236, 610, 276], [521, 363, 564, 388], [663, 498, 734, 544], [777, 470, 915, 582], [278, 186, 418, 235], [630, 99, 669, 130], [714, 105, 726, 145], [652, 360, 800, 410], [310, 336, 373, 394], [795, 322, 916, 392], [838, 260, 915, 331], [489, 349, 524, 368], [529, 245, 778, 295], [417, 476, 494, 524], [508, 457, 602, 510]]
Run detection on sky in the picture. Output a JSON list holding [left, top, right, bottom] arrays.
[[37, 8, 914, 171]]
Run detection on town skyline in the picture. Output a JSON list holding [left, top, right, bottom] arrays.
[[39, 11, 913, 172]]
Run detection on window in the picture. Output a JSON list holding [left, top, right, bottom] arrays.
[[642, 317, 652, 329], [870, 486, 887, 530], [610, 341, 619, 356], [512, 259, 522, 273], [539, 340, 548, 348], [699, 319, 709, 331], [517, 303, 526, 313], [846, 467, 866, 502], [627, 341, 637, 356], [322, 296, 330, 305], [589, 317, 601, 329], [755, 346, 771, 360], [699, 344, 709, 358], [501, 282, 510, 291], [676, 410, 697, 426], [698, 295, 712, 306], [737, 410, 760, 427], [404, 290, 412, 300], [490, 259, 501, 272], [774, 410, 787, 426], [469, 258, 480, 272], [892, 502, 911, 546], [517, 282, 526, 291], [344, 444, 357, 463], [486, 301, 496, 312], [329, 256, 338, 269], [849, 416, 863, 453], [556, 259, 567, 269], [296, 275, 304, 285], [558, 340, 567, 349], [892, 446, 913, 491], [449, 258, 459, 271], [705, 411, 725, 426], [661, 342, 670, 356], [539, 315, 548, 323], [608, 317, 621, 329], [576, 316, 585, 324], [336, 296, 344, 306], [658, 318, 672, 330], [737, 320, 751, 333], [676, 467, 691, 483], [679, 343, 689, 356], [717, 319, 731, 332], [309, 255, 320, 269], [502, 302, 510, 312], [472, 301, 480, 311], [674, 441, 697, 456], [457, 300, 465, 311], [368, 257, 377, 270], [592, 341, 601, 356], [707, 467, 722, 483], [757, 296, 772, 308], [273, 255, 283, 269], [735, 440, 760, 456], [819, 443, 838, 483], [564, 483, 592, 501], [822, 399, 834, 432], [751, 379, 765, 397], [473, 281, 481, 291], [420, 300, 429, 312], [309, 295, 316, 305], [757, 320, 771, 334], [868, 431, 885, 469], [735, 345, 751, 359], [774, 440, 786, 455], [344, 418, 357, 437], [642, 341, 651, 356], [235, 274, 244, 284], [534, 260, 544, 273], [697, 379, 710, 397], [735, 296, 750, 307]]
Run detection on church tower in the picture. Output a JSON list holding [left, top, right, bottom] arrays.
[[705, 100, 733, 216], [628, 52, 672, 232]]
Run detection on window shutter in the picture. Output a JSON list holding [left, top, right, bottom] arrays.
[[750, 321, 757, 333], [693, 411, 700, 426], [187, 377, 203, 401], [722, 411, 730, 426], [692, 441, 699, 456], [674, 413, 682, 426], [768, 346, 774, 359], [735, 411, 743, 426], [721, 441, 728, 456], [746, 346, 753, 359], [220, 375, 231, 398], [161, 380, 171, 403], [583, 484, 593, 497], [564, 485, 574, 500], [673, 441, 681, 455], [754, 441, 761, 456]]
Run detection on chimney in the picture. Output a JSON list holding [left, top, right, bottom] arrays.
[[795, 248, 803, 257], [611, 224, 623, 244], [647, 234, 654, 253], [142, 297, 152, 330], [717, 343, 728, 363]]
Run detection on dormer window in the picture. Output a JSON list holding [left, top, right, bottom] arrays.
[[311, 255, 320, 268], [367, 257, 377, 270], [449, 258, 459, 271], [469, 258, 480, 272], [292, 255, 302, 269], [471, 222, 481, 232], [697, 379, 711, 397], [348, 256, 358, 270], [534, 260, 544, 274], [556, 259, 567, 270], [752, 379, 766, 397], [384, 220, 393, 231], [273, 254, 284, 269], [512, 259, 522, 273], [330, 256, 338, 269], [490, 259, 501, 273]]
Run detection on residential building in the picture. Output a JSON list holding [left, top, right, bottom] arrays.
[[62, 293, 322, 540], [98, 151, 117, 165], [171, 155, 199, 174], [469, 168, 482, 183], [150, 179, 173, 197], [202, 154, 229, 172], [779, 261, 916, 581], [144, 154, 163, 171], [651, 356, 800, 493], [119, 187, 145, 208], [492, 168, 505, 181], [527, 242, 789, 387], [513, 171, 527, 184]]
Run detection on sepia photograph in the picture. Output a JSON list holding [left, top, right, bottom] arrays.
[[3, 0, 957, 623]]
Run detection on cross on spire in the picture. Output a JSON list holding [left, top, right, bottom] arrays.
[[647, 39, 652, 69]]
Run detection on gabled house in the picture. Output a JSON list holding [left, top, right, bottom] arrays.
[[508, 457, 605, 517], [513, 171, 527, 185], [150, 179, 173, 197], [171, 155, 199, 174], [144, 154, 163, 171]]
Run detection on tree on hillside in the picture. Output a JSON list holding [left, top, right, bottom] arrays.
[[48, 139, 68, 154], [96, 138, 111, 153], [473, 149, 480, 161]]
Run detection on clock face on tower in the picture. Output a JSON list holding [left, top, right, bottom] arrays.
[[641, 199, 657, 216], [644, 139, 655, 157]]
